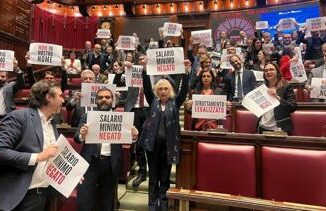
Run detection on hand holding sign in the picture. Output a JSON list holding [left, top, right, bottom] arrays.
[[0, 50, 15, 72], [267, 87, 281, 101], [36, 144, 59, 162], [42, 135, 89, 198], [184, 59, 192, 74], [79, 124, 88, 141], [131, 126, 139, 141]]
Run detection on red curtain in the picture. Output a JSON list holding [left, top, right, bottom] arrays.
[[32, 7, 98, 49]]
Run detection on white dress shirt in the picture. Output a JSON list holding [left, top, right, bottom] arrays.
[[28, 109, 56, 189]]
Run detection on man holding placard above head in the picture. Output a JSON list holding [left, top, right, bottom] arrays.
[[25, 50, 68, 93], [223, 54, 256, 102], [307, 47, 326, 102], [66, 69, 95, 127], [0, 80, 64, 211], [0, 50, 25, 119], [140, 57, 191, 211], [257, 62, 297, 135], [75, 87, 138, 211]]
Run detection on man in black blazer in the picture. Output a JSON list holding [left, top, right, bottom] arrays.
[[75, 87, 138, 211], [0, 80, 64, 211], [86, 44, 107, 73], [0, 59, 25, 120], [223, 54, 257, 101]]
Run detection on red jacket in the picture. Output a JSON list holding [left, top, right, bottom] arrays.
[[279, 55, 292, 81]]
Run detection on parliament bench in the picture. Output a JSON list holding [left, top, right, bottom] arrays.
[[172, 131, 326, 210]]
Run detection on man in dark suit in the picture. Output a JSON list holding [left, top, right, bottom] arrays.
[[0, 80, 64, 211], [0, 59, 25, 120], [75, 87, 138, 211], [86, 44, 107, 73], [92, 64, 107, 84], [223, 54, 257, 101]]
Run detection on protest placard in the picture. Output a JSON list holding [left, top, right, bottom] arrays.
[[125, 65, 143, 87], [290, 60, 307, 83], [85, 111, 134, 144], [97, 29, 111, 39], [163, 22, 182, 37], [80, 83, 116, 107], [256, 21, 269, 30], [277, 18, 297, 31], [242, 84, 280, 117], [192, 95, 227, 120], [28, 43, 63, 66], [42, 135, 89, 198], [191, 29, 213, 47], [253, 70, 265, 82], [146, 47, 185, 75], [310, 78, 326, 99], [306, 17, 326, 32], [116, 36, 136, 50], [0, 50, 14, 71]]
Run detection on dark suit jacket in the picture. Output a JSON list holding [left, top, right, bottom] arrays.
[[3, 71, 25, 113], [223, 69, 257, 101], [124, 87, 140, 112], [66, 97, 85, 128], [74, 113, 122, 179], [0, 108, 59, 211], [86, 53, 107, 73]]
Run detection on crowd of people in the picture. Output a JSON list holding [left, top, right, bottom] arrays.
[[0, 19, 326, 211]]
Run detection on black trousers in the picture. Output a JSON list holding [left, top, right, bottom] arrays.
[[147, 142, 172, 211], [77, 156, 116, 211], [12, 188, 48, 211], [130, 108, 149, 176]]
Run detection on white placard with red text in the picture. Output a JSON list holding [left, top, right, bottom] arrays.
[[163, 22, 182, 37], [242, 84, 280, 117], [28, 43, 63, 66], [80, 83, 116, 107], [146, 47, 185, 75], [277, 18, 297, 31], [85, 111, 134, 144], [191, 29, 213, 47], [256, 21, 269, 30], [310, 78, 326, 99], [290, 60, 307, 83], [192, 94, 227, 120], [306, 17, 326, 32], [0, 50, 14, 71], [125, 65, 143, 87], [42, 135, 89, 198], [253, 70, 264, 82], [97, 29, 111, 39], [116, 36, 136, 50]]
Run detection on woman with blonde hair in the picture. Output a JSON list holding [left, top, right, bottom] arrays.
[[139, 59, 191, 211]]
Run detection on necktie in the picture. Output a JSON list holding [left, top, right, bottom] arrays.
[[139, 88, 144, 108], [237, 72, 243, 99]]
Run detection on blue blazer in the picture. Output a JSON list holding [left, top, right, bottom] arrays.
[[0, 108, 59, 211]]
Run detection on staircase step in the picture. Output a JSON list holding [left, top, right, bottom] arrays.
[[118, 191, 149, 211]]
